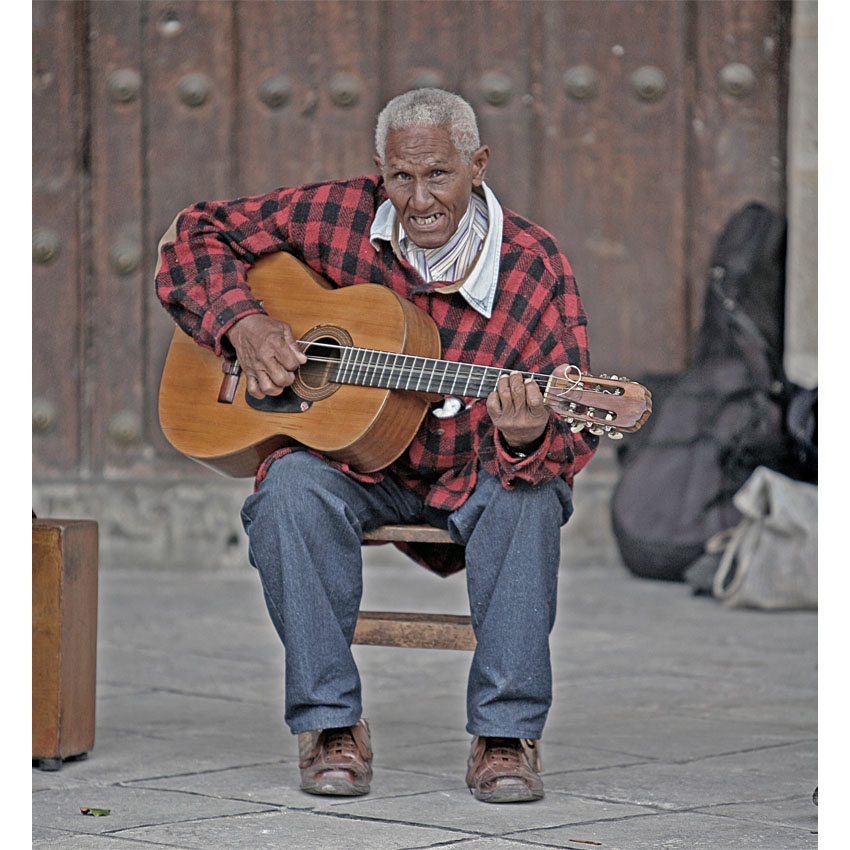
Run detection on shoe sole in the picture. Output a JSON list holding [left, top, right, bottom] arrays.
[[471, 783, 544, 803], [300, 774, 371, 796]]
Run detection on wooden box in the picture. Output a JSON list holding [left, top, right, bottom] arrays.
[[32, 518, 98, 770]]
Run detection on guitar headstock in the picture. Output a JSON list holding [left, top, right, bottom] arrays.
[[545, 370, 652, 440]]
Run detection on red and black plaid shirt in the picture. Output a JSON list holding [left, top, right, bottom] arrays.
[[156, 176, 598, 572]]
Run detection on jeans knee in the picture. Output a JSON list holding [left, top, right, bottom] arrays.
[[491, 477, 573, 528]]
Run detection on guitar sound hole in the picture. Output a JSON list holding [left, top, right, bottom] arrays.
[[300, 337, 342, 390]]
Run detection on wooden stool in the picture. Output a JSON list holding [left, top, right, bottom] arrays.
[[32, 518, 99, 770], [353, 524, 475, 651]]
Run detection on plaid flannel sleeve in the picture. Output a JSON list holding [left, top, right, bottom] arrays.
[[154, 186, 305, 356]]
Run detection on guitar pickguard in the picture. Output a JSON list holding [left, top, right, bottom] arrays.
[[245, 385, 313, 414]]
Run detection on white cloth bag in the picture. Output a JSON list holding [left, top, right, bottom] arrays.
[[712, 466, 817, 609]]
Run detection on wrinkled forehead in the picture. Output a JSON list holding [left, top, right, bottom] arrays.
[[381, 125, 462, 167]]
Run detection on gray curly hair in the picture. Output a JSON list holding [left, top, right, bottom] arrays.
[[375, 88, 481, 164]]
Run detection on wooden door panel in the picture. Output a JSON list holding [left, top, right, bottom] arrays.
[[687, 0, 789, 337], [143, 0, 240, 466], [538, 0, 690, 377], [457, 0, 537, 218], [88, 0, 147, 473], [379, 0, 468, 97], [32, 1, 85, 475]]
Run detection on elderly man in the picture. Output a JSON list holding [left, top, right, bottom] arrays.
[[155, 88, 598, 803]]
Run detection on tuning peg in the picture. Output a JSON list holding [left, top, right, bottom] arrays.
[[606, 428, 624, 440], [588, 425, 605, 435], [570, 421, 586, 433]]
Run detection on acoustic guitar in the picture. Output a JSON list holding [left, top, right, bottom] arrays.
[[158, 252, 652, 477]]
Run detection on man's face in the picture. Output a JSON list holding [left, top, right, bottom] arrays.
[[375, 126, 489, 250]]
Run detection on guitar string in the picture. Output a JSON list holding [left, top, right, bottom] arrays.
[[295, 343, 608, 408], [288, 342, 625, 428], [296, 347, 577, 395]]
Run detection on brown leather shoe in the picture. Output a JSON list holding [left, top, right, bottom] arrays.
[[299, 719, 373, 796], [466, 736, 544, 803]]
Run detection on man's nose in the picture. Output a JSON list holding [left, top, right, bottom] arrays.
[[411, 179, 432, 207]]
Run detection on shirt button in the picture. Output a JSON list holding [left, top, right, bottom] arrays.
[[435, 428, 446, 436]]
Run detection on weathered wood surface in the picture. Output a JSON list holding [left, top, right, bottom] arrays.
[[32, 519, 99, 767], [362, 524, 455, 544], [353, 611, 476, 651]]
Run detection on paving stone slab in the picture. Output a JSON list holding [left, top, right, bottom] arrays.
[[693, 795, 819, 834], [33, 828, 173, 849], [327, 786, 655, 835], [119, 807, 463, 850], [545, 702, 814, 763], [545, 741, 817, 811], [135, 760, 458, 808], [507, 809, 818, 849], [32, 784, 273, 836]]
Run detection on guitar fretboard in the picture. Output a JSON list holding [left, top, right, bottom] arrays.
[[328, 346, 550, 400]]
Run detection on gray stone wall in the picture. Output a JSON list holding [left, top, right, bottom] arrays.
[[32, 445, 624, 571], [784, 0, 818, 388]]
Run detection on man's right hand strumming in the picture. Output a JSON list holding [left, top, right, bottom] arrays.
[[226, 313, 307, 399]]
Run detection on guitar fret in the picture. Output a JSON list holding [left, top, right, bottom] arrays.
[[375, 350, 389, 387], [462, 365, 473, 397], [347, 347, 361, 385], [491, 368, 507, 396], [446, 361, 458, 395], [427, 358, 439, 394], [354, 347, 368, 385], [391, 352, 402, 389], [363, 349, 375, 387], [400, 355, 410, 390], [357, 349, 370, 385], [335, 347, 351, 384], [349, 347, 363, 385]]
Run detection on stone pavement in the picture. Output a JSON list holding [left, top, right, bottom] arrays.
[[32, 541, 817, 849]]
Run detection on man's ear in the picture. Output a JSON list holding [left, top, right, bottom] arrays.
[[373, 154, 383, 172], [470, 145, 490, 186]]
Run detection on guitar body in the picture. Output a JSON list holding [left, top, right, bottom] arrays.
[[158, 253, 442, 477]]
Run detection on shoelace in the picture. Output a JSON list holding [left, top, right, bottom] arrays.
[[484, 737, 524, 767], [320, 727, 358, 759]]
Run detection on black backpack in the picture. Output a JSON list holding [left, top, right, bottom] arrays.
[[610, 203, 816, 582]]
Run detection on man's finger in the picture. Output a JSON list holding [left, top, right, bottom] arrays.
[[524, 377, 545, 412], [280, 326, 308, 366], [497, 372, 520, 412]]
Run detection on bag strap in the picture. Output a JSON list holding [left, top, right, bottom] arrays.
[[709, 272, 786, 384], [712, 521, 750, 600]]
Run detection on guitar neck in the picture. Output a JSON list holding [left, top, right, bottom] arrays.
[[330, 346, 549, 400]]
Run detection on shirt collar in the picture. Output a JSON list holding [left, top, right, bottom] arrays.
[[370, 181, 503, 319]]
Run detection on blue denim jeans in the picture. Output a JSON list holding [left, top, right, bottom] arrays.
[[241, 450, 573, 739]]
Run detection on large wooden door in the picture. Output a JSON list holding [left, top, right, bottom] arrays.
[[33, 0, 790, 483]]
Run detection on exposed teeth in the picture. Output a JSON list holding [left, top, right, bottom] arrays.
[[413, 215, 439, 225]]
